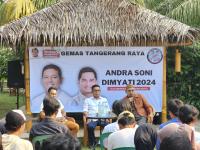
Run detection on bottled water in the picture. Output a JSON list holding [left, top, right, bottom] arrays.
[[98, 101, 109, 117]]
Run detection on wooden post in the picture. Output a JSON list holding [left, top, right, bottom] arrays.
[[24, 46, 32, 131], [175, 49, 181, 72], [162, 47, 167, 123]]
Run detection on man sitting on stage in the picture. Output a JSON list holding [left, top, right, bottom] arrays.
[[122, 84, 154, 125], [83, 84, 110, 149]]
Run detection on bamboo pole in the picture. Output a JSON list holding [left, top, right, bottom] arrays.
[[175, 49, 181, 72], [25, 47, 31, 114], [24, 46, 32, 132], [162, 47, 167, 122]]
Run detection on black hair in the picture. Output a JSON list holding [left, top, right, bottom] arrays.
[[167, 99, 184, 116], [42, 64, 62, 79], [160, 131, 192, 150], [178, 104, 199, 124], [78, 67, 97, 80], [91, 84, 100, 91], [48, 87, 57, 94], [42, 133, 81, 150], [43, 97, 60, 116], [112, 100, 128, 116], [134, 123, 157, 150], [5, 111, 25, 132]]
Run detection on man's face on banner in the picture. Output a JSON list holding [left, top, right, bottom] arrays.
[[79, 72, 97, 96], [42, 69, 61, 92], [32, 48, 38, 57]]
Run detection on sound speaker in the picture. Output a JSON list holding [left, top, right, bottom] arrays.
[[7, 60, 24, 88]]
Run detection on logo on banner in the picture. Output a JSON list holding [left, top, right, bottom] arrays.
[[147, 48, 163, 64]]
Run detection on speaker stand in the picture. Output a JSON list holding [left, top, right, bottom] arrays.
[[16, 88, 19, 109]]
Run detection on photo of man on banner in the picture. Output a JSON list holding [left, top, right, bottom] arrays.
[[71, 67, 97, 112], [31, 64, 72, 112]]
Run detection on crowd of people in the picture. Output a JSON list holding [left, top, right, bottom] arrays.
[[0, 84, 200, 150]]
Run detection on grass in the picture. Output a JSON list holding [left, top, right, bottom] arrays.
[[0, 92, 25, 118]]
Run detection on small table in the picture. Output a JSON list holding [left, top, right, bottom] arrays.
[[87, 112, 117, 134]]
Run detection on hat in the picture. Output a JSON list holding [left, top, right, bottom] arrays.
[[5, 110, 26, 131], [125, 84, 134, 90], [118, 110, 135, 120]]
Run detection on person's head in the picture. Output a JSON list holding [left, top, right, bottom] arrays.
[[5, 110, 26, 135], [134, 123, 157, 150], [167, 99, 184, 118], [78, 67, 97, 97], [42, 133, 81, 150], [43, 97, 60, 117], [178, 104, 199, 125], [42, 64, 62, 93], [117, 111, 136, 129], [119, 99, 132, 112], [48, 87, 58, 98], [125, 84, 134, 97], [160, 131, 192, 150], [32, 48, 39, 57], [92, 84, 101, 99], [112, 100, 130, 116]]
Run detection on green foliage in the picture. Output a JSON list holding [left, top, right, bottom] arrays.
[[32, 0, 58, 10], [0, 47, 23, 80], [144, 0, 200, 27], [167, 44, 200, 110], [0, 0, 36, 26]]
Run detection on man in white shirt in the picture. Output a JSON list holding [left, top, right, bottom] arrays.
[[107, 111, 138, 150], [83, 84, 110, 149]]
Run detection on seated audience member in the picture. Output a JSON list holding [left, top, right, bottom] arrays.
[[0, 121, 6, 134], [41, 132, 81, 150], [39, 87, 79, 137], [160, 131, 192, 150], [158, 104, 200, 150], [102, 100, 126, 148], [102, 100, 123, 134], [29, 97, 69, 141], [83, 84, 110, 149], [2, 110, 33, 150], [121, 84, 154, 125], [134, 123, 157, 150], [156, 98, 184, 149], [107, 111, 138, 150]]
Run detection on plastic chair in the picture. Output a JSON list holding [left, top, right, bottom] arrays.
[[113, 147, 136, 150], [32, 135, 53, 150], [100, 132, 112, 150]]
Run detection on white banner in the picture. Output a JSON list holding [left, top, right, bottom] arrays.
[[29, 47, 163, 113]]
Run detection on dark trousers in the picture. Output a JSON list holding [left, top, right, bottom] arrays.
[[87, 120, 108, 146]]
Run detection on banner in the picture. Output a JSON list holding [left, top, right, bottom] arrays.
[[29, 47, 163, 113]]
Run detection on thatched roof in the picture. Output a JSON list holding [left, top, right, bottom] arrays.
[[0, 0, 199, 47]]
